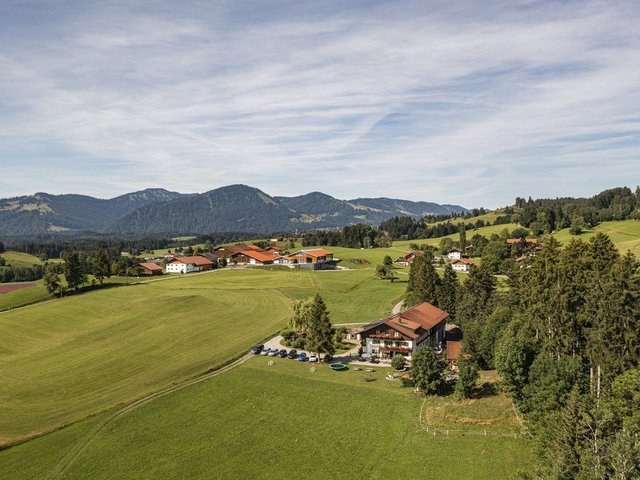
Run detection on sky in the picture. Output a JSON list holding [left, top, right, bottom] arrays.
[[0, 0, 639, 209]]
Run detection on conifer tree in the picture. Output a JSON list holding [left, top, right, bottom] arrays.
[[437, 263, 458, 320], [93, 249, 111, 286], [305, 294, 335, 356], [63, 251, 87, 292], [404, 255, 440, 307]]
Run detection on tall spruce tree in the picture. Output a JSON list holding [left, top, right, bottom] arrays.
[[93, 249, 111, 286], [404, 255, 440, 307], [305, 294, 335, 356], [437, 263, 458, 320]]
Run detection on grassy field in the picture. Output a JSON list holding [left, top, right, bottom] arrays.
[[0, 267, 405, 445], [0, 250, 43, 267], [0, 357, 532, 479], [552, 219, 640, 255], [0, 280, 51, 311]]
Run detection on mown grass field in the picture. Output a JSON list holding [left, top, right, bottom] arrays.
[[0, 357, 532, 479], [552, 219, 640, 255], [0, 250, 43, 267], [0, 267, 404, 445]]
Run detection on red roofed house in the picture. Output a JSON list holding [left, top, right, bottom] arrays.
[[213, 244, 264, 259], [232, 249, 279, 265], [451, 257, 476, 272], [165, 256, 214, 274], [358, 302, 448, 360], [138, 262, 163, 276], [275, 249, 334, 270], [394, 251, 424, 266]]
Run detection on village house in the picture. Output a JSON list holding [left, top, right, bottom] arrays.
[[394, 251, 424, 266], [451, 257, 476, 272], [357, 302, 448, 361], [213, 243, 264, 259], [447, 248, 463, 261], [235, 250, 279, 265], [138, 262, 163, 276], [275, 248, 334, 270], [165, 256, 214, 274]]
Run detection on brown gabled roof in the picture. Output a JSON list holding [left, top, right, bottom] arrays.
[[399, 302, 449, 329], [451, 258, 476, 266], [241, 250, 279, 263], [138, 262, 162, 272], [296, 248, 333, 257], [265, 246, 285, 252], [507, 237, 538, 245], [361, 302, 449, 340], [242, 243, 265, 251], [169, 256, 213, 266], [214, 245, 248, 255]]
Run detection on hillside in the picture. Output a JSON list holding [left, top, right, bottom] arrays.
[[0, 185, 468, 238], [0, 189, 188, 236]]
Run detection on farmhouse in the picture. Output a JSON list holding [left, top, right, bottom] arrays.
[[447, 248, 463, 260], [358, 302, 448, 360], [165, 256, 214, 274], [138, 262, 163, 276], [276, 249, 334, 270], [395, 251, 424, 266], [451, 257, 475, 272], [213, 244, 263, 259], [238, 250, 279, 265]]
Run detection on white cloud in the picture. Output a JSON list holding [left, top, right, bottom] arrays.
[[0, 0, 638, 207]]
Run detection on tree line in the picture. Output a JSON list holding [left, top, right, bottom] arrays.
[[403, 232, 639, 478]]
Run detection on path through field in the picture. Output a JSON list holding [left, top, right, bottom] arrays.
[[46, 353, 253, 480]]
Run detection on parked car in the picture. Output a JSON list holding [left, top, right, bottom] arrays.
[[309, 354, 318, 363], [287, 349, 298, 359], [323, 354, 332, 363], [268, 349, 278, 357], [250, 344, 264, 355], [298, 352, 307, 362], [278, 349, 288, 358], [260, 348, 270, 356]]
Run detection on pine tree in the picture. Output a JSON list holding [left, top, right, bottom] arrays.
[[405, 255, 440, 307], [455, 356, 479, 399], [305, 294, 335, 356], [437, 263, 458, 320]]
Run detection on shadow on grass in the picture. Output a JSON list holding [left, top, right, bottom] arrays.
[[473, 382, 498, 399]]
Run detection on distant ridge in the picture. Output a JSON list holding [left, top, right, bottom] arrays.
[[0, 185, 468, 237]]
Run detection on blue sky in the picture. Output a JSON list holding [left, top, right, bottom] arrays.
[[0, 0, 639, 208]]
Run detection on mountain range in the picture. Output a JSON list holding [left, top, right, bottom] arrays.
[[0, 185, 468, 238]]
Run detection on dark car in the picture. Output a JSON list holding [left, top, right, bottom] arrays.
[[287, 349, 298, 359], [260, 348, 271, 356], [250, 344, 264, 355], [322, 354, 332, 363], [278, 349, 288, 358], [298, 352, 307, 362]]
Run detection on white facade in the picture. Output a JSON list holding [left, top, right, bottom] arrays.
[[165, 261, 200, 274], [451, 261, 472, 272], [447, 250, 462, 260]]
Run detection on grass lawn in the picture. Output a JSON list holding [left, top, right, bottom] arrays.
[[552, 219, 640, 255], [0, 357, 532, 479], [0, 280, 51, 311], [0, 267, 406, 445], [0, 250, 43, 267]]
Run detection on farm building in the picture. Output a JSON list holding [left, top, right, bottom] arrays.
[[394, 251, 424, 266], [237, 250, 279, 265], [447, 248, 463, 261], [165, 256, 214, 274], [138, 262, 163, 276], [451, 258, 476, 272], [357, 302, 448, 360], [275, 249, 334, 270]]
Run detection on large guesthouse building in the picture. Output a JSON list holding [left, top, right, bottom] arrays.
[[357, 302, 448, 360]]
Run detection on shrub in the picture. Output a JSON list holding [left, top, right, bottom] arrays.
[[392, 354, 406, 370]]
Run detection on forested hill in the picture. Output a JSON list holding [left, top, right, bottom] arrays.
[[0, 184, 468, 238]]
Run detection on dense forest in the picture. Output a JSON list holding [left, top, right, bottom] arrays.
[[403, 233, 640, 479]]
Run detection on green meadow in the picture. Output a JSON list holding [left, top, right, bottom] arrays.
[[0, 267, 404, 445], [552, 219, 640, 255], [0, 357, 532, 480], [0, 250, 43, 267]]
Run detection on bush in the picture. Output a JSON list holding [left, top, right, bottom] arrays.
[[392, 354, 406, 370], [293, 338, 306, 349], [280, 328, 296, 341], [401, 376, 415, 388]]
